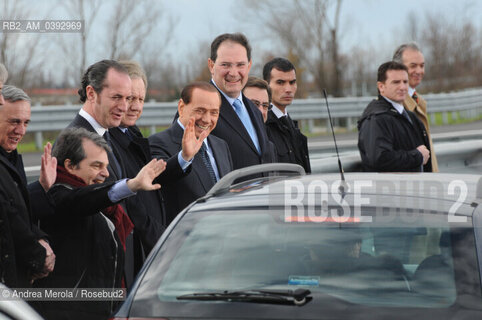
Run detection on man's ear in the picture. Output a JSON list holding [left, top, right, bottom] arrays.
[[376, 81, 384, 93], [178, 98, 185, 118], [86, 85, 97, 102], [208, 58, 215, 76], [64, 159, 75, 174]]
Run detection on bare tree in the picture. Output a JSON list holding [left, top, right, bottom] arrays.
[[58, 0, 103, 86], [419, 9, 482, 92], [107, 0, 175, 60], [324, 0, 343, 97], [242, 0, 345, 96], [0, 0, 53, 88]]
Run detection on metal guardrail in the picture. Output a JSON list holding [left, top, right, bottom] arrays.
[[28, 88, 482, 149], [310, 139, 482, 174], [25, 139, 482, 181], [309, 130, 482, 154]]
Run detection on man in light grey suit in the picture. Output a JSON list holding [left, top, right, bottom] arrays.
[[149, 82, 233, 223]]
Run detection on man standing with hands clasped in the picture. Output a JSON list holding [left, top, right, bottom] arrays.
[[358, 61, 432, 172]]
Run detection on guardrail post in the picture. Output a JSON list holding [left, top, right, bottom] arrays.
[[150, 125, 156, 135], [361, 81, 368, 96], [442, 112, 449, 124], [451, 111, 458, 122], [35, 132, 43, 150], [347, 117, 355, 131], [307, 119, 314, 133], [430, 113, 436, 125]]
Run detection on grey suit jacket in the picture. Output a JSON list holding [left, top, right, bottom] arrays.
[[149, 122, 233, 223]]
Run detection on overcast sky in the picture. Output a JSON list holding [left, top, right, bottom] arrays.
[[3, 0, 482, 86], [164, 0, 481, 55]]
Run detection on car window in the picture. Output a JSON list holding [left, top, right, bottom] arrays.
[[133, 208, 480, 312]]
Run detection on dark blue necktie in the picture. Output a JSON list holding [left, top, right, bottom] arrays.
[[402, 109, 413, 125], [200, 143, 217, 184], [103, 130, 123, 177]]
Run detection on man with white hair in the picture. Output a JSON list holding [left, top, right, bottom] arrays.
[[0, 77, 56, 287]]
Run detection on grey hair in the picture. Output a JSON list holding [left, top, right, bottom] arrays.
[[0, 63, 8, 83], [393, 42, 421, 63], [1, 85, 31, 103], [53, 127, 110, 168], [119, 60, 148, 90]]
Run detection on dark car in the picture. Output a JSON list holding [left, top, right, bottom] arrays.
[[112, 164, 482, 319]]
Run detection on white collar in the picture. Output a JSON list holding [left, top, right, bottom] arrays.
[[382, 96, 405, 114], [408, 87, 416, 97], [271, 104, 287, 118], [79, 108, 107, 136], [211, 78, 243, 107]]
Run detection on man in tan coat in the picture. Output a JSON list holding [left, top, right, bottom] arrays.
[[393, 43, 438, 172]]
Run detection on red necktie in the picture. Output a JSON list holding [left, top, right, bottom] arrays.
[[412, 92, 419, 104]]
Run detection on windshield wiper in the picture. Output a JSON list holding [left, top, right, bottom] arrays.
[[177, 288, 311, 306]]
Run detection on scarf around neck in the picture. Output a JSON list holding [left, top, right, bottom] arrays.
[[55, 165, 134, 251]]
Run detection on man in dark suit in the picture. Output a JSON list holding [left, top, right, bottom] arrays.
[[38, 127, 165, 320], [108, 61, 176, 273], [108, 61, 166, 258], [263, 58, 311, 173], [65, 59, 157, 287], [0, 83, 56, 287], [149, 82, 233, 224], [207, 33, 275, 170], [66, 60, 131, 181]]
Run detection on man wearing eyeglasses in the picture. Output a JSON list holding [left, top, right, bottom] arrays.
[[263, 57, 311, 173], [243, 76, 271, 123]]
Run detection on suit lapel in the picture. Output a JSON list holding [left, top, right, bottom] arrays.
[[170, 122, 183, 149], [70, 114, 96, 132], [130, 130, 151, 163], [404, 95, 429, 127], [218, 94, 260, 154], [0, 153, 30, 210], [208, 136, 230, 178]]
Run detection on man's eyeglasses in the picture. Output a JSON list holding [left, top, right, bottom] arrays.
[[251, 100, 270, 110]]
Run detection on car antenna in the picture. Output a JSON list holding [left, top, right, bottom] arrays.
[[323, 89, 348, 198]]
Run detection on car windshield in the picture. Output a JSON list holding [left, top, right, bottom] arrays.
[[132, 207, 481, 315]]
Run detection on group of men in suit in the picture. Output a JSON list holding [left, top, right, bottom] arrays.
[[49, 33, 313, 298], [0, 31, 439, 319]]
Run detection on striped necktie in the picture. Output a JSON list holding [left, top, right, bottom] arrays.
[[200, 143, 217, 184], [412, 92, 419, 104]]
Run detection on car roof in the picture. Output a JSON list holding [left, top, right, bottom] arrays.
[[189, 165, 481, 218]]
